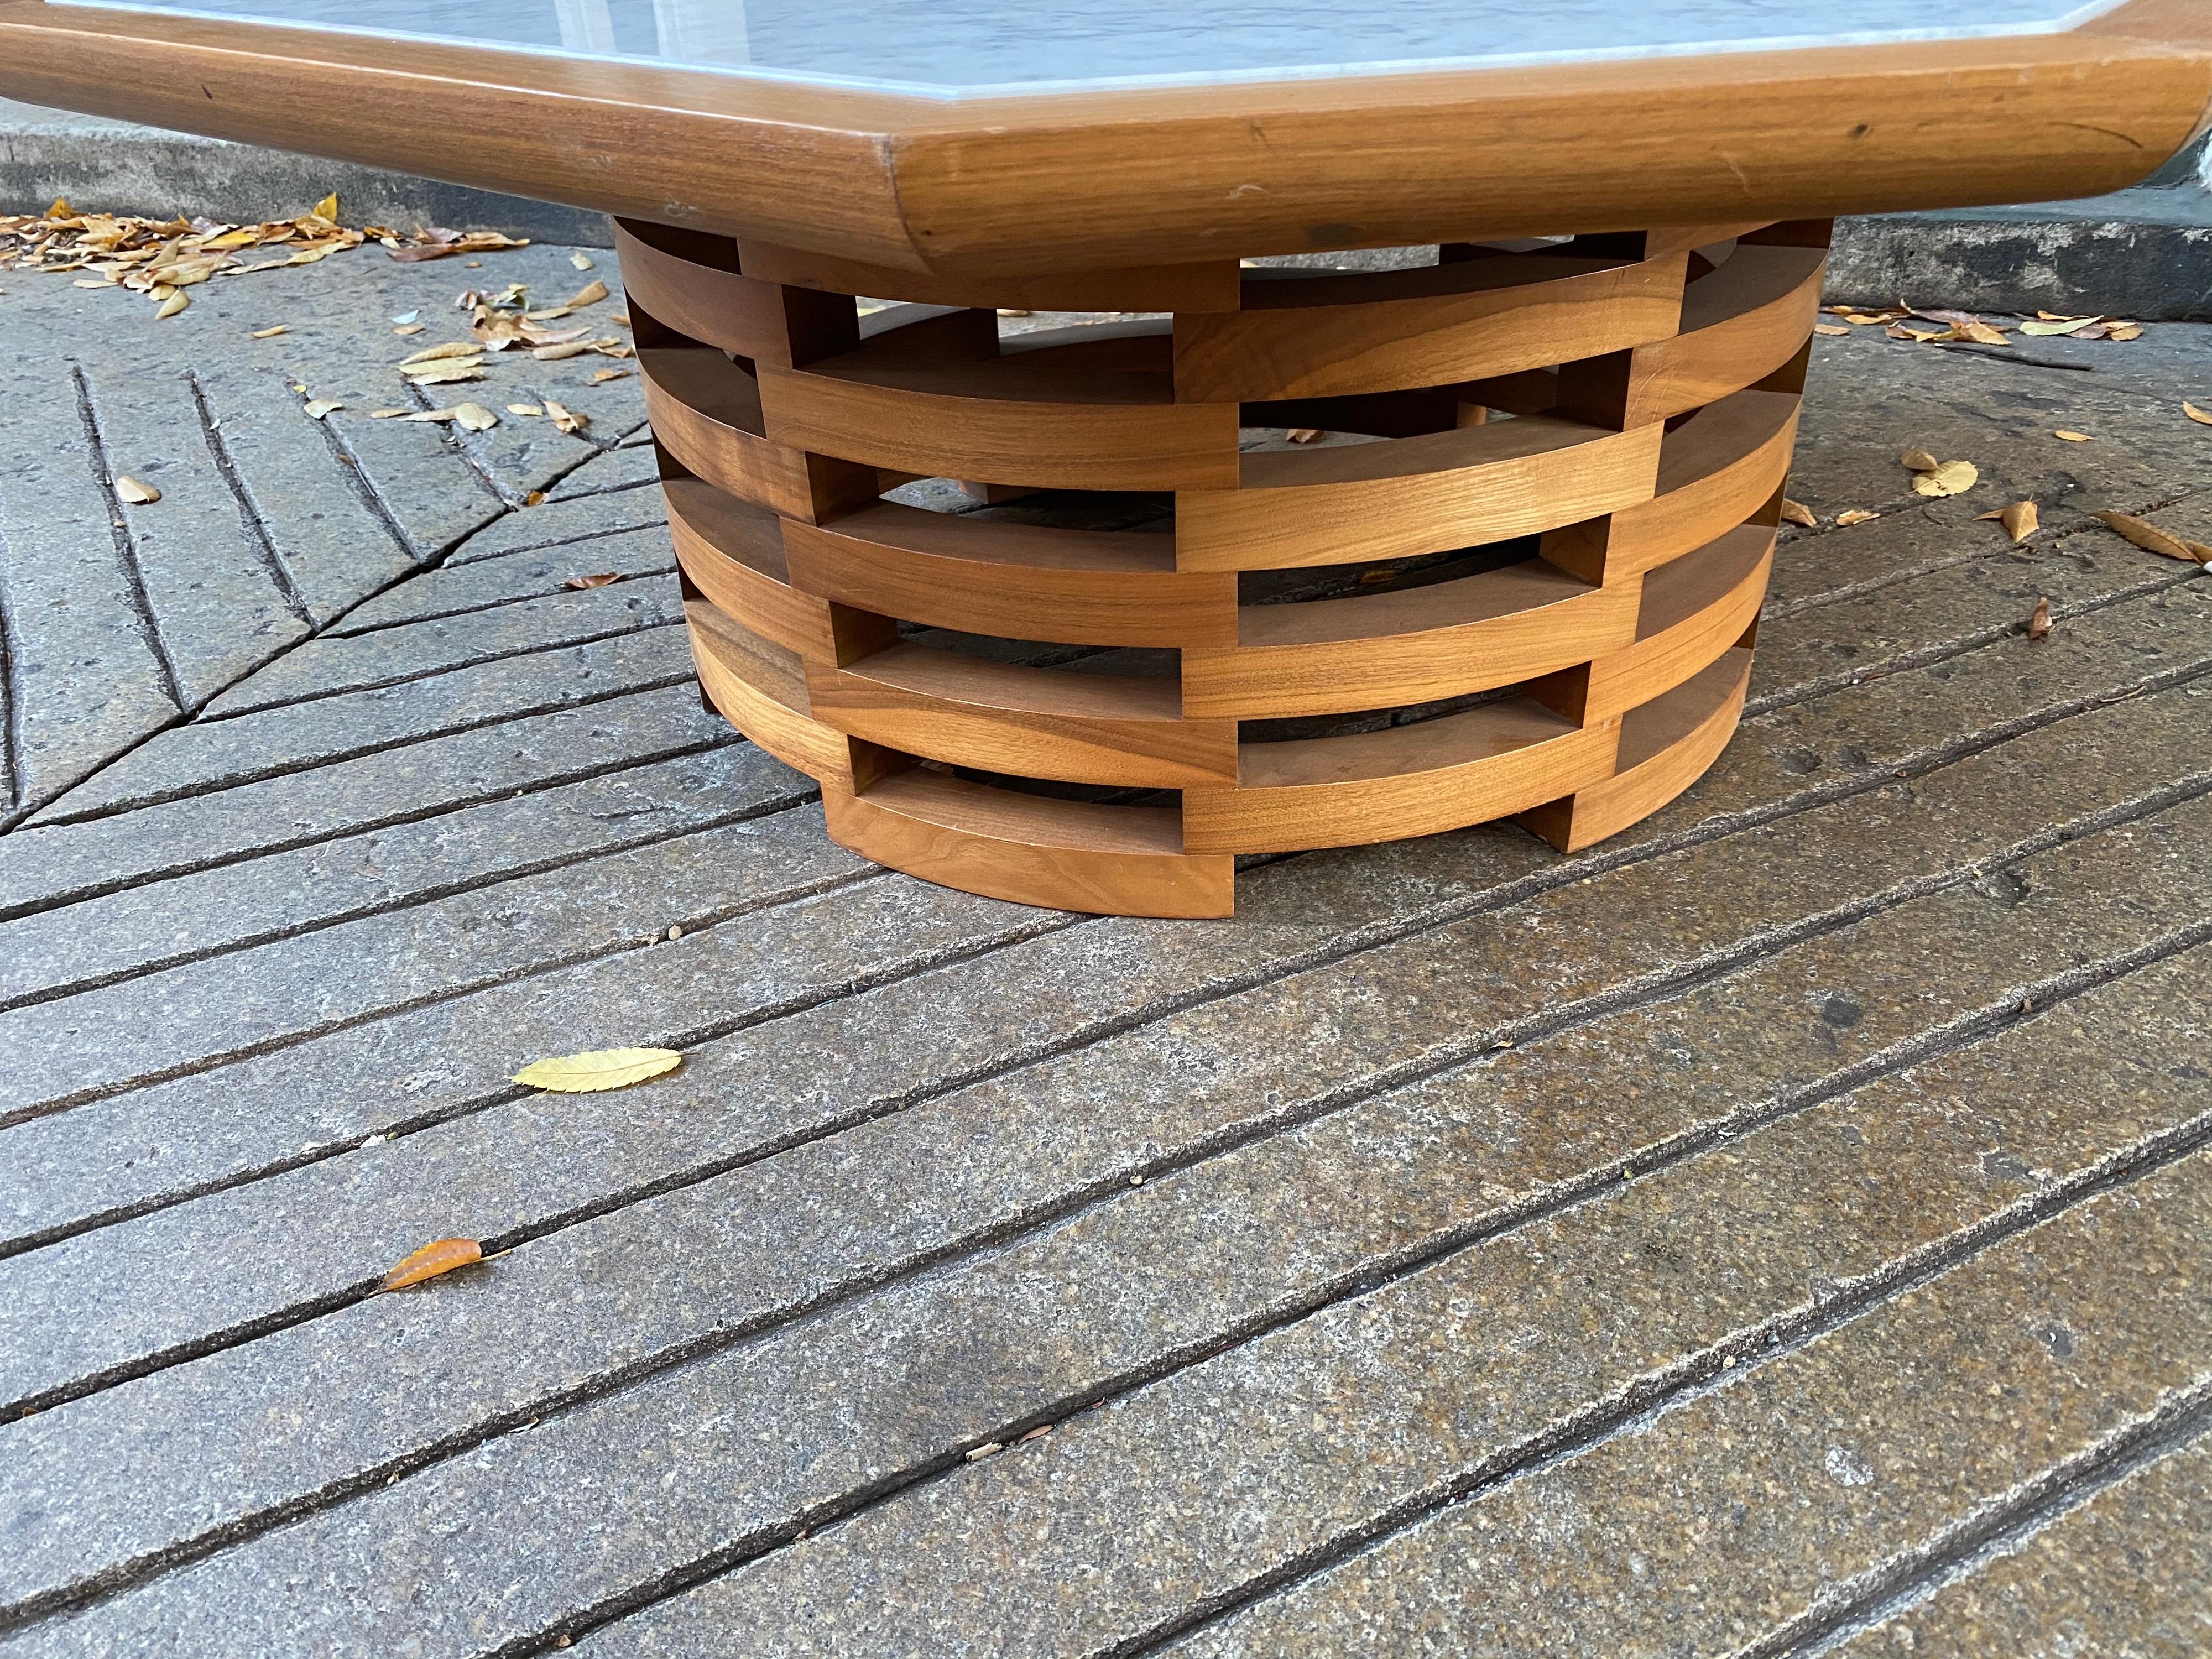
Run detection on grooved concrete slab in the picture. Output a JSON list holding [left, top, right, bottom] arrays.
[[4, 247, 2212, 1659]]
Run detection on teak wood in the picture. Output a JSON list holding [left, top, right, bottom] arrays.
[[641, 217, 1838, 914]]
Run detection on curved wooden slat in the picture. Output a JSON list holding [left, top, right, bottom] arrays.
[[825, 771, 1234, 919], [1628, 243, 1824, 422], [1182, 559, 1639, 720], [737, 238, 1242, 315], [1173, 249, 1686, 403], [665, 478, 843, 659], [782, 500, 1237, 649], [1521, 647, 1751, 852], [1582, 524, 1772, 721], [1185, 698, 1618, 853], [808, 643, 1236, 788], [640, 346, 880, 523], [686, 599, 853, 784], [1176, 417, 1660, 572], [755, 324, 1240, 492], [615, 220, 858, 366]]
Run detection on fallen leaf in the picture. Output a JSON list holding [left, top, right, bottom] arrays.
[[114, 475, 160, 503], [511, 1046, 680, 1092], [313, 190, 340, 223], [451, 402, 499, 432], [565, 278, 610, 308], [590, 366, 633, 383], [406, 362, 486, 385], [2054, 430, 2093, 442], [2106, 323, 2144, 341], [381, 1237, 482, 1291], [2025, 596, 2052, 642], [367, 407, 413, 418], [393, 323, 426, 336], [251, 324, 289, 338], [532, 341, 592, 361], [611, 311, 632, 327], [564, 572, 623, 589], [2020, 316, 2102, 336], [2094, 510, 2207, 564], [400, 340, 481, 365], [525, 489, 547, 506], [570, 251, 594, 270], [1899, 447, 1940, 472], [153, 291, 187, 319], [1812, 323, 1852, 336], [301, 398, 343, 419], [2185, 402, 2212, 426], [545, 400, 588, 435], [1835, 509, 1880, 526], [964, 1443, 1004, 1463], [1956, 321, 2011, 346], [1779, 498, 1818, 528], [1842, 312, 1892, 326], [1286, 428, 1324, 444], [1911, 460, 1979, 498], [507, 402, 544, 416], [399, 408, 459, 422], [1975, 500, 2039, 543]]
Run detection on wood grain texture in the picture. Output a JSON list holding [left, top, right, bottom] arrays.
[[1626, 244, 1826, 423], [1186, 699, 1619, 853], [1579, 524, 1773, 722], [1176, 418, 1662, 572], [665, 479, 845, 659], [809, 644, 1237, 788], [1521, 646, 1751, 852], [1182, 561, 1641, 720], [1172, 251, 1686, 403], [615, 220, 858, 366], [825, 771, 1234, 917], [640, 346, 880, 523], [758, 325, 1240, 492], [738, 240, 1241, 313], [0, 2, 2203, 280], [783, 502, 1237, 648], [686, 600, 854, 783]]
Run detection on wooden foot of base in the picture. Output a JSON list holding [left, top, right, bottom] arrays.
[[615, 217, 1829, 916]]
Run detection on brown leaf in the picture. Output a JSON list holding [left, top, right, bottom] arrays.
[[1975, 500, 2038, 544], [2094, 510, 2206, 564], [1957, 321, 2011, 346], [1812, 322, 1852, 336], [2025, 596, 2052, 643], [381, 1237, 482, 1291], [400, 340, 481, 366], [565, 278, 610, 308], [2185, 402, 2212, 427], [532, 342, 591, 361], [404, 361, 485, 385], [589, 366, 633, 383], [2106, 323, 2143, 341], [1899, 447, 1940, 472], [1778, 498, 1818, 528], [564, 572, 624, 589], [544, 400, 588, 435], [114, 475, 160, 504], [2054, 430, 2093, 442], [1835, 509, 1880, 526], [1286, 428, 1324, 445]]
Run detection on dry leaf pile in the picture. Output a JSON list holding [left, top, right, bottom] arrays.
[[1820, 304, 2144, 346], [0, 193, 530, 318]]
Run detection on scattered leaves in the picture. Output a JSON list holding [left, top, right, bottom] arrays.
[[451, 402, 499, 432], [1911, 459, 1979, 498], [301, 398, 343, 420], [1835, 509, 1880, 526], [2026, 596, 2052, 643], [114, 475, 160, 504], [1976, 500, 2039, 543], [251, 324, 289, 338], [406, 361, 486, 385], [2185, 401, 2212, 426], [545, 400, 587, 435], [382, 1237, 482, 1291], [384, 227, 531, 263], [401, 340, 481, 365], [2054, 430, 2093, 442], [565, 278, 610, 308], [511, 1047, 681, 1092], [2093, 510, 2212, 564], [1779, 498, 1818, 528], [564, 572, 624, 589]]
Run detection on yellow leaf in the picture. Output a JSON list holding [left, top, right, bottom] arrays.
[[1975, 500, 2038, 544], [45, 195, 74, 218], [451, 402, 499, 432], [314, 190, 340, 223], [114, 475, 161, 504], [1812, 323, 1851, 336], [570, 251, 594, 270], [507, 402, 544, 416], [2020, 316, 2102, 336], [381, 1237, 482, 1291], [2185, 403, 2212, 427], [1957, 321, 2011, 346], [154, 291, 188, 319], [393, 323, 426, 336], [590, 366, 633, 383], [251, 324, 289, 338], [545, 400, 588, 435], [2105, 323, 2143, 341], [511, 1046, 682, 1092], [1835, 509, 1880, 526], [1779, 498, 1817, 528], [1899, 447, 1940, 472], [2093, 510, 2206, 564], [405, 361, 486, 385], [400, 340, 482, 365], [565, 278, 610, 308], [1911, 460, 1979, 498], [532, 341, 592, 361], [301, 398, 343, 420], [2054, 430, 2093, 442]]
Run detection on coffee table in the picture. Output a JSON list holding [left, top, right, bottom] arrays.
[[3, 0, 2205, 917]]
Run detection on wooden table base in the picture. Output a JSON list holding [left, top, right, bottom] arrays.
[[617, 217, 1826, 918]]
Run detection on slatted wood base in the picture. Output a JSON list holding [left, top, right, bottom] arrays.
[[619, 218, 1826, 917]]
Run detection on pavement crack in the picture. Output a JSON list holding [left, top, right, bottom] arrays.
[[0, 534, 23, 816], [186, 371, 314, 625], [302, 375, 428, 564]]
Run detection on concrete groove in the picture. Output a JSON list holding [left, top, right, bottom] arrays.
[[11, 779, 2206, 1629], [0, 782, 818, 1016], [183, 369, 315, 626], [1109, 1104, 2212, 1659], [437, 513, 667, 569], [0, 544, 23, 813], [69, 365, 184, 715], [0, 857, 888, 1135], [401, 376, 523, 512], [184, 613, 687, 727], [320, 558, 676, 641], [22, 661, 701, 829], [302, 375, 430, 564], [1747, 1380, 2212, 1659]]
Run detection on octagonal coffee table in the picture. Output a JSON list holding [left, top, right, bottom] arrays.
[[3, 0, 2205, 916]]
